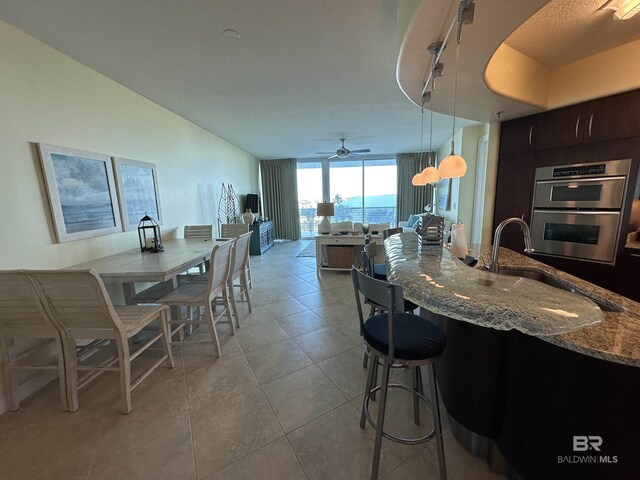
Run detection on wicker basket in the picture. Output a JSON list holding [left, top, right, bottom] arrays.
[[326, 245, 355, 268]]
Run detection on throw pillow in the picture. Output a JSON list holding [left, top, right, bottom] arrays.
[[406, 214, 421, 228]]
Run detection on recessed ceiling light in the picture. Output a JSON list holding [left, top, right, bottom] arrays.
[[604, 0, 640, 20], [222, 29, 240, 39]]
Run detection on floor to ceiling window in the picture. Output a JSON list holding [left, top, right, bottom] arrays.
[[296, 162, 323, 237], [297, 158, 397, 237]]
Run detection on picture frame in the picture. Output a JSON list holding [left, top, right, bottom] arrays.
[[112, 157, 162, 231], [37, 143, 122, 243]]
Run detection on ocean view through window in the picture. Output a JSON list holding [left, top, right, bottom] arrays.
[[297, 159, 397, 237]]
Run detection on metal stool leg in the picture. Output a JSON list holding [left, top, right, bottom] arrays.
[[417, 365, 424, 395], [412, 366, 421, 425], [371, 359, 391, 480], [371, 357, 379, 401], [361, 352, 377, 428], [428, 363, 447, 480], [363, 346, 369, 369]]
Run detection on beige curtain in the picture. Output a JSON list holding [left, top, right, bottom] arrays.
[[396, 152, 435, 223], [260, 158, 301, 240]]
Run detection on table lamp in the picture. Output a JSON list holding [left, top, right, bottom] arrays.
[[317, 202, 335, 234]]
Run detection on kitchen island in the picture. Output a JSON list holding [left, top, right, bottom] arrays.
[[385, 233, 640, 480]]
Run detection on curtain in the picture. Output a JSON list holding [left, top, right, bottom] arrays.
[[260, 158, 301, 240], [396, 152, 435, 223]]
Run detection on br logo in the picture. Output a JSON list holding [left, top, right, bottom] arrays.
[[573, 436, 603, 452]]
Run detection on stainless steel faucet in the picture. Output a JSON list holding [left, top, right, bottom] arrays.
[[487, 217, 534, 273]]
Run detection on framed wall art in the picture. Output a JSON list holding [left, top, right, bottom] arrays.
[[112, 157, 162, 231], [37, 143, 122, 243]]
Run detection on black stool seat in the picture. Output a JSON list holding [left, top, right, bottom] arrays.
[[363, 313, 446, 361]]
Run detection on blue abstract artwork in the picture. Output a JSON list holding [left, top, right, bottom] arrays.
[[51, 153, 117, 234]]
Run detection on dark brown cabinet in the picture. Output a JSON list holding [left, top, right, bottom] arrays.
[[492, 152, 535, 251], [495, 87, 640, 300], [583, 90, 640, 144], [499, 116, 538, 154], [534, 103, 587, 150], [534, 89, 640, 150]]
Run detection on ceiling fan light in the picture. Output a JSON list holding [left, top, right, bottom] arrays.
[[412, 172, 427, 186], [605, 0, 640, 19], [420, 166, 440, 184], [438, 154, 467, 179]]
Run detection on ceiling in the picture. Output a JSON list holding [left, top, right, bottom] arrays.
[[506, 0, 640, 69], [4, 1, 638, 159], [0, 0, 477, 159], [398, 0, 640, 123]]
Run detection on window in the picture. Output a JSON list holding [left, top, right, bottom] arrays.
[[297, 158, 397, 237], [296, 162, 323, 237]]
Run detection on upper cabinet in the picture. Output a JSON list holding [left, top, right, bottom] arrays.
[[583, 90, 640, 144], [534, 103, 587, 150], [531, 89, 640, 151], [499, 116, 538, 154]]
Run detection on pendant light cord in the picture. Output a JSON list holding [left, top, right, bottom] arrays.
[[450, 37, 460, 155], [420, 99, 425, 170], [429, 74, 435, 166]]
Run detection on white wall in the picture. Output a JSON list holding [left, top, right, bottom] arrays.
[[0, 21, 258, 412], [435, 124, 492, 244]]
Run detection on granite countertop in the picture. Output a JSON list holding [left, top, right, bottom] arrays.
[[385, 233, 640, 367]]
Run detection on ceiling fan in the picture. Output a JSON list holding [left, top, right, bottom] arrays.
[[316, 138, 371, 159]]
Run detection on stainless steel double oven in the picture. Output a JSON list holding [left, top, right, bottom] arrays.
[[530, 159, 631, 264]]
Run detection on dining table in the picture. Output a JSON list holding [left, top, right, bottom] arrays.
[[67, 238, 230, 307]]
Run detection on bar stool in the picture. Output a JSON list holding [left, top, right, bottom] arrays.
[[351, 268, 447, 480], [382, 227, 403, 239]]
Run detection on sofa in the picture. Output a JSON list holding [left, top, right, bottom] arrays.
[[399, 213, 429, 232], [400, 213, 452, 240]]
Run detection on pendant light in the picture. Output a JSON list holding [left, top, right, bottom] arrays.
[[412, 94, 429, 186], [420, 71, 440, 184], [438, 0, 472, 180]]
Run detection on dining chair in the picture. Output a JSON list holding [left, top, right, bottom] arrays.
[[186, 232, 253, 328], [220, 223, 249, 238], [220, 223, 252, 289], [157, 240, 235, 357], [184, 225, 214, 274], [351, 268, 448, 480], [0, 271, 68, 411], [27, 269, 174, 414]]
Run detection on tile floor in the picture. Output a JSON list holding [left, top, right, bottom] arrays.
[[0, 241, 506, 480]]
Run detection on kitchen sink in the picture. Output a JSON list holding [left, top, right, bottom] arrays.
[[498, 268, 625, 313]]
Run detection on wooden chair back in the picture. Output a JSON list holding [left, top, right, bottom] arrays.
[[26, 270, 125, 336], [0, 270, 59, 337], [205, 240, 235, 300], [383, 227, 403, 239], [220, 223, 249, 238], [184, 225, 213, 239], [230, 232, 252, 279]]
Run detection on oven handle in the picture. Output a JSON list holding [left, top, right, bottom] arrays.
[[535, 176, 626, 186], [531, 209, 621, 216]]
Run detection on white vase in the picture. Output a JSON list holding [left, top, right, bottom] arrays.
[[242, 209, 255, 225]]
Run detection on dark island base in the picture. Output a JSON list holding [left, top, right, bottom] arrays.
[[425, 310, 640, 480]]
